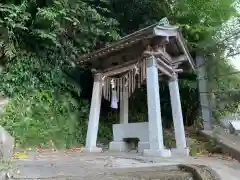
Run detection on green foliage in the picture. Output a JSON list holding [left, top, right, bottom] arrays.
[[1, 91, 88, 148], [0, 0, 120, 148], [110, 0, 240, 126], [98, 122, 112, 143], [0, 53, 89, 148], [110, 0, 167, 34], [0, 0, 120, 63], [169, 0, 237, 52], [206, 55, 240, 120]]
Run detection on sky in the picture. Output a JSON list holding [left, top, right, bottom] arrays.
[[231, 55, 240, 70]]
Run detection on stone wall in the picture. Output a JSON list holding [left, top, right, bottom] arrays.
[[0, 126, 14, 162], [0, 98, 14, 163]]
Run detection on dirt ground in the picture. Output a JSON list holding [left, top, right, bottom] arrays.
[[7, 151, 239, 180], [9, 127, 240, 179]]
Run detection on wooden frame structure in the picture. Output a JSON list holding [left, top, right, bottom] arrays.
[[78, 19, 196, 156]]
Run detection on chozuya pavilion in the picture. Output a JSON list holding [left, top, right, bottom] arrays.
[[77, 18, 195, 157]]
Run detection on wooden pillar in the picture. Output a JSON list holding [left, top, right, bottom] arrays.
[[84, 73, 102, 152], [144, 56, 171, 157]]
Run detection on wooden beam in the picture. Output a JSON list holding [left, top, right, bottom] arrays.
[[102, 54, 184, 77], [156, 58, 173, 72], [156, 58, 183, 76], [172, 55, 187, 63], [102, 58, 138, 71], [103, 63, 136, 76], [143, 49, 172, 64], [157, 64, 173, 77], [177, 33, 195, 70], [174, 69, 183, 73]]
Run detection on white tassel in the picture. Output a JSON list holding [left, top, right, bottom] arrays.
[[110, 79, 118, 109], [131, 70, 134, 94], [103, 80, 106, 99], [111, 89, 118, 109], [101, 59, 147, 101], [111, 79, 115, 89], [102, 76, 105, 86], [124, 75, 128, 87], [102, 76, 106, 99], [143, 60, 146, 80], [128, 72, 131, 97], [111, 79, 118, 109], [107, 78, 110, 101], [117, 78, 120, 102], [120, 77, 123, 102]]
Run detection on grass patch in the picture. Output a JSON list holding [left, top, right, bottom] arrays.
[[163, 128, 221, 156]]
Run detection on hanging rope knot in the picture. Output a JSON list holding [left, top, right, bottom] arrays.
[[124, 75, 128, 87]]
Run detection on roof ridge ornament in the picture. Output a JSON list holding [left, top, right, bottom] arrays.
[[154, 18, 178, 37], [158, 17, 170, 26]]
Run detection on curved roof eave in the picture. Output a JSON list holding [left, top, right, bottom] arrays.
[[76, 23, 196, 71]]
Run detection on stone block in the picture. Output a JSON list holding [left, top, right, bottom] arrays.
[[83, 147, 102, 153], [144, 148, 171, 157], [109, 141, 129, 152], [138, 142, 150, 153], [171, 147, 190, 156], [0, 126, 14, 162], [112, 122, 149, 142]]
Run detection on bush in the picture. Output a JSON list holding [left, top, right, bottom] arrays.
[[0, 53, 90, 148], [0, 91, 89, 149]]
